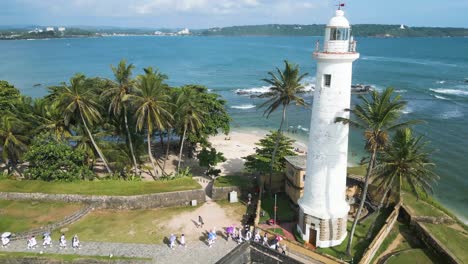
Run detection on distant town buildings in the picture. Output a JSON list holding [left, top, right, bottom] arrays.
[[58, 27, 66, 32], [400, 24, 406, 29], [153, 28, 191, 36], [177, 28, 190, 35], [46, 27, 54, 32]]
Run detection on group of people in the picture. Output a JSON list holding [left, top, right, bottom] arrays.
[[1, 233, 81, 250], [168, 233, 186, 249]]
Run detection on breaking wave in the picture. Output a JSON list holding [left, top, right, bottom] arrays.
[[230, 104, 256, 110], [430, 88, 468, 96], [235, 77, 315, 96]]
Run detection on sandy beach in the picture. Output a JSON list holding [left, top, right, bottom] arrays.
[[209, 129, 308, 175]]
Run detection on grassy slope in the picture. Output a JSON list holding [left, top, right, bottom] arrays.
[[402, 192, 446, 217], [214, 176, 253, 189], [0, 200, 82, 233], [0, 177, 201, 196], [316, 207, 392, 262], [386, 249, 435, 264], [423, 223, 468, 263]]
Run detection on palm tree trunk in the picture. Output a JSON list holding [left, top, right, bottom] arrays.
[[269, 105, 287, 192], [365, 174, 396, 239], [124, 106, 139, 176], [177, 125, 187, 173], [147, 132, 158, 179], [159, 131, 164, 150], [346, 148, 377, 256], [79, 110, 112, 174], [163, 130, 171, 171]]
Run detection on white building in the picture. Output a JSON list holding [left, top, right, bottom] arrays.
[[297, 8, 359, 248], [58, 27, 66, 32], [46, 27, 54, 32], [400, 24, 406, 29], [177, 28, 190, 35]]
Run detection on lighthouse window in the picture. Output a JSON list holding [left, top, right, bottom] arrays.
[[324, 74, 332, 87], [330, 28, 349, 41]]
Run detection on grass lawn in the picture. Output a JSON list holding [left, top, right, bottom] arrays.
[[347, 165, 367, 176], [316, 207, 392, 262], [214, 176, 253, 189], [402, 192, 446, 217], [259, 193, 295, 223], [423, 223, 468, 263], [61, 206, 199, 244], [0, 252, 150, 262], [386, 249, 435, 264], [0, 200, 83, 233], [0, 177, 201, 196]]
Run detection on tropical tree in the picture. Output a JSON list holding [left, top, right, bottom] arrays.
[[32, 98, 72, 140], [335, 87, 418, 256], [0, 114, 28, 174], [102, 59, 139, 174], [366, 128, 438, 238], [243, 131, 296, 175], [260, 60, 308, 191], [54, 74, 112, 174], [175, 87, 205, 172], [129, 67, 172, 178]]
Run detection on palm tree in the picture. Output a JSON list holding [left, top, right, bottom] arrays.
[[55, 74, 112, 174], [0, 114, 28, 175], [260, 60, 308, 191], [102, 59, 139, 175], [32, 98, 72, 140], [129, 68, 172, 178], [366, 128, 438, 238], [335, 87, 418, 256], [175, 87, 205, 172]]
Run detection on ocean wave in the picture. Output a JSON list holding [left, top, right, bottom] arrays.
[[289, 125, 309, 132], [236, 77, 315, 96], [436, 80, 446, 84], [362, 56, 457, 67], [395, 89, 407, 93], [430, 88, 468, 96], [433, 95, 448, 100], [230, 104, 256, 110], [401, 107, 413, 115]]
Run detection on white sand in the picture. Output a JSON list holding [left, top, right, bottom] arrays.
[[209, 130, 307, 175]]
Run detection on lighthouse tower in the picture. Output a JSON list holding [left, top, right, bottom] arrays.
[[297, 8, 359, 248]]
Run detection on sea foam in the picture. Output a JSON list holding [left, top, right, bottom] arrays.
[[430, 88, 468, 96], [231, 104, 256, 110]]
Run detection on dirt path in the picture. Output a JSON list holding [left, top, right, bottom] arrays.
[[166, 201, 244, 241], [376, 233, 404, 261]]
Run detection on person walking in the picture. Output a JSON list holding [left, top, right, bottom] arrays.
[[179, 234, 186, 248], [281, 243, 287, 255], [198, 216, 204, 228], [262, 233, 269, 247], [169, 234, 176, 249], [59, 234, 67, 249]]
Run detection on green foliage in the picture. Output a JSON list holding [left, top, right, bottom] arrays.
[[260, 193, 295, 223], [198, 147, 226, 177], [0, 80, 22, 112], [214, 176, 253, 189], [24, 134, 93, 181], [243, 131, 296, 174]]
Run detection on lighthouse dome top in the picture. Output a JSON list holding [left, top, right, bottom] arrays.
[[327, 10, 350, 28]]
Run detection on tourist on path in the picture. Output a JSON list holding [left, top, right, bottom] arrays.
[[27, 236, 37, 249], [254, 231, 261, 242], [72, 234, 80, 249], [198, 216, 204, 228], [169, 234, 176, 249], [262, 233, 269, 247], [59, 234, 67, 249], [179, 234, 186, 248], [43, 233, 52, 248], [1, 233, 10, 248]]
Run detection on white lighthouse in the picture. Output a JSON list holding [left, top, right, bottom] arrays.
[[297, 8, 359, 248]]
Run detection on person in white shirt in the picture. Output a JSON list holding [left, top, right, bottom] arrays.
[[179, 234, 186, 248], [59, 234, 67, 248], [1, 237, 10, 248], [254, 231, 261, 242], [72, 234, 80, 249], [27, 236, 37, 249], [43, 234, 52, 248]]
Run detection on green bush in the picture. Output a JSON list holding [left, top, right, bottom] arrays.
[[24, 134, 93, 181]]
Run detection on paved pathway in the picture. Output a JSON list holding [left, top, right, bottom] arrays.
[[0, 238, 239, 264]]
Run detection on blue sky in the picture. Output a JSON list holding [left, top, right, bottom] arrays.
[[1, 0, 467, 28]]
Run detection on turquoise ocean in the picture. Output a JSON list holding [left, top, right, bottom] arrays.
[[0, 36, 467, 222]]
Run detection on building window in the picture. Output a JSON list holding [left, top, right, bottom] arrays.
[[323, 74, 331, 87], [330, 28, 349, 41]]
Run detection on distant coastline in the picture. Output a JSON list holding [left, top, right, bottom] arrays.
[[1, 24, 467, 40]]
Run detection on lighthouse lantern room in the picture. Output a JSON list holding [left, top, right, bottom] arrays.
[[297, 8, 359, 248]]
